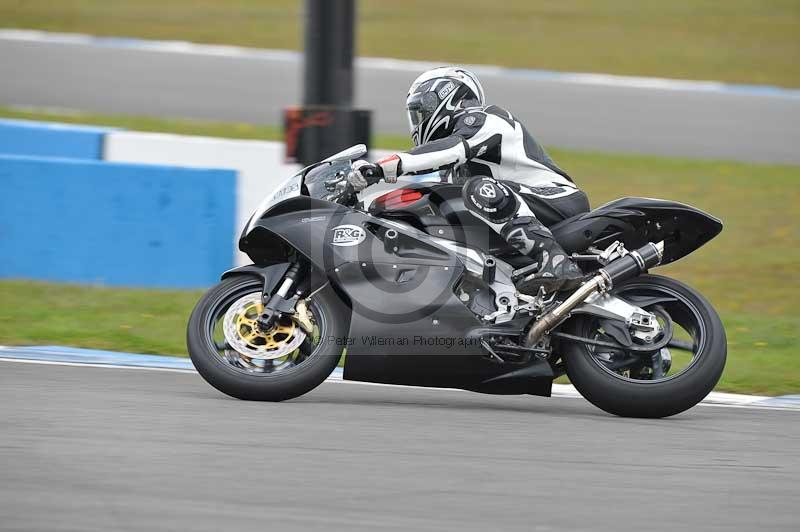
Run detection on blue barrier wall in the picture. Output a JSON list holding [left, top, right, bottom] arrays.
[[0, 119, 115, 160], [0, 155, 236, 288]]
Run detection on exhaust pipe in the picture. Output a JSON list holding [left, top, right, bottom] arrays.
[[523, 241, 664, 346]]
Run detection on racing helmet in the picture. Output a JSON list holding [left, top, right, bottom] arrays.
[[406, 67, 485, 146]]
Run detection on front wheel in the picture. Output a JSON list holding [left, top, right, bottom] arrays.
[[562, 274, 727, 418], [187, 275, 348, 401]]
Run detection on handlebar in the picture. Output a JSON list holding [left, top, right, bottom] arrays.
[[322, 160, 383, 206], [362, 166, 381, 185]]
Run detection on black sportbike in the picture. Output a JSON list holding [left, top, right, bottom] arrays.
[[187, 145, 726, 417]]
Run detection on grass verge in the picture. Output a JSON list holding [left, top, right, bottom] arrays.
[[0, 0, 798, 87], [0, 108, 797, 395]]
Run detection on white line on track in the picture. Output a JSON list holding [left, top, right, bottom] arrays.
[[2, 29, 799, 98], [2, 357, 797, 412], [0, 357, 196, 374]]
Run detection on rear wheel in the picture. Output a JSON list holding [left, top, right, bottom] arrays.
[[562, 274, 726, 418], [187, 275, 347, 401]]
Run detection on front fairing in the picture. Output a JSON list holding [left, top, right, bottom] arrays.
[[241, 195, 454, 269], [240, 159, 352, 243], [242, 202, 486, 354], [234, 161, 555, 395], [243, 172, 304, 236]]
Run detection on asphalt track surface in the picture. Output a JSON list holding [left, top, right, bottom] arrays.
[[1, 33, 800, 164], [2, 360, 798, 532]]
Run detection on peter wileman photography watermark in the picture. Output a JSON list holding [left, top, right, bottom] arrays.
[[327, 335, 483, 349]]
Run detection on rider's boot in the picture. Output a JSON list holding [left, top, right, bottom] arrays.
[[501, 217, 584, 294]]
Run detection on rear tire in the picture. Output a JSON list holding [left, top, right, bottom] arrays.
[[563, 274, 726, 418], [187, 275, 348, 401]]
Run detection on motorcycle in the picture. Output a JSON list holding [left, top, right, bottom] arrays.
[[187, 144, 726, 417]]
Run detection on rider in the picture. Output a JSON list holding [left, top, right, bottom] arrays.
[[347, 66, 590, 293]]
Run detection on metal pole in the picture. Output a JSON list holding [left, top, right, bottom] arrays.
[[303, 0, 355, 107], [286, 0, 368, 164]]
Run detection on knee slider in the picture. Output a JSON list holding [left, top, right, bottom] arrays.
[[462, 176, 519, 224]]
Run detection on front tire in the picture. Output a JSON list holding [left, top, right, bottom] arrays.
[[187, 275, 348, 401], [562, 274, 727, 418]]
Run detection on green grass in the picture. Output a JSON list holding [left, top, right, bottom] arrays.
[[0, 1, 798, 87], [0, 281, 203, 356], [0, 107, 797, 395]]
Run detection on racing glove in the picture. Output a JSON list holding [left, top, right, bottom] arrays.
[[347, 160, 384, 191]]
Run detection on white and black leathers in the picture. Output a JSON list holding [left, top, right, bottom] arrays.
[[380, 105, 571, 188], [373, 104, 588, 292], [363, 92, 589, 291]]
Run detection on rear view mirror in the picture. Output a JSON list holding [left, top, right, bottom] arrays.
[[322, 144, 367, 162]]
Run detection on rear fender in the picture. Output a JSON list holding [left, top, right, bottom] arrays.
[[551, 197, 722, 265]]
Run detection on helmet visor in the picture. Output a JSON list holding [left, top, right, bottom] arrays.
[[406, 102, 427, 133], [407, 108, 427, 130], [406, 92, 428, 133]]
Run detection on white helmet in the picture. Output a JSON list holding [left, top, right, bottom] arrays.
[[406, 67, 485, 146]]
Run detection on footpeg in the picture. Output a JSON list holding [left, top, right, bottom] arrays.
[[511, 262, 538, 281], [482, 257, 496, 284]]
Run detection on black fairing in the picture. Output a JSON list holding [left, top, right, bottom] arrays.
[[369, 183, 511, 254], [369, 184, 722, 266], [549, 197, 723, 265], [236, 187, 720, 396], [239, 195, 554, 395]]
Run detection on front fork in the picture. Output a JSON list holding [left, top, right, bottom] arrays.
[[257, 262, 306, 331]]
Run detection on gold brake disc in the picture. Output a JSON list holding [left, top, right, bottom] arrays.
[[223, 293, 306, 360]]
